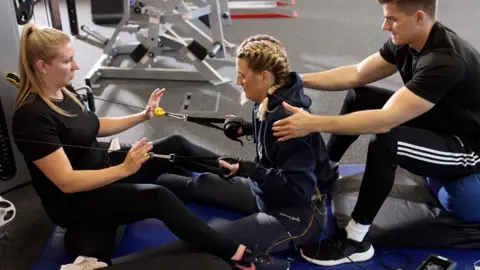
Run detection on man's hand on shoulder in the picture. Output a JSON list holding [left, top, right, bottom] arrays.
[[272, 102, 315, 141], [271, 87, 434, 139]]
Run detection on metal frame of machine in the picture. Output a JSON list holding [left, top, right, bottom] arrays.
[[0, 0, 33, 230], [84, 0, 234, 87], [228, 0, 298, 19]]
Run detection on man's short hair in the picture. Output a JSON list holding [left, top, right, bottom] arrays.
[[377, 0, 437, 19]]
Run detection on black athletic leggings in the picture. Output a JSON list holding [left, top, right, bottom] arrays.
[[56, 135, 238, 263], [327, 86, 480, 225]]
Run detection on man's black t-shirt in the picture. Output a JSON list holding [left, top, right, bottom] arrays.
[[12, 92, 110, 221], [379, 21, 480, 146]]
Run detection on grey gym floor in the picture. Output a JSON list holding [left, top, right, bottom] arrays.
[[1, 0, 479, 269]]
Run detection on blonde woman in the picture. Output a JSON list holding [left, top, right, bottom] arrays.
[[156, 34, 337, 260]]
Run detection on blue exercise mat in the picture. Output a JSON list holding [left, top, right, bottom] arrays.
[[32, 165, 480, 270]]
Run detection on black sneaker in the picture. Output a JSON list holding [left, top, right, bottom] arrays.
[[300, 228, 374, 266], [332, 164, 341, 180], [234, 249, 290, 270]]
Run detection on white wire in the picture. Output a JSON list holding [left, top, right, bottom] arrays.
[[474, 259, 480, 270]]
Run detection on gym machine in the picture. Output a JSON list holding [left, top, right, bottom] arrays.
[[91, 0, 126, 25], [228, 0, 298, 19], [41, 0, 233, 86], [84, 0, 233, 88], [0, 0, 101, 235], [37, 0, 111, 49], [0, 0, 35, 232]]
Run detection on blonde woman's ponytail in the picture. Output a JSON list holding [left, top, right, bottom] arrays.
[[15, 23, 84, 116]]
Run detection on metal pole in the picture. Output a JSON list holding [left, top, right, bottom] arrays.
[[66, 0, 79, 36], [46, 0, 63, 30]]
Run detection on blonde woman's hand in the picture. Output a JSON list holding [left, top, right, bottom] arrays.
[[121, 138, 153, 175], [144, 88, 166, 120]]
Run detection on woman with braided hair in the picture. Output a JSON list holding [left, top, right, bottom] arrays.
[[156, 34, 338, 264]]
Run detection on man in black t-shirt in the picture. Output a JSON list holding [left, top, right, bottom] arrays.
[[270, 0, 480, 266]]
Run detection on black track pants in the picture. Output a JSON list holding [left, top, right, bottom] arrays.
[[327, 86, 480, 225], [57, 135, 239, 262]]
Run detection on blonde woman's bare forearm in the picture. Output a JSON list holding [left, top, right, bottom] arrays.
[[98, 112, 147, 137], [61, 164, 130, 193]]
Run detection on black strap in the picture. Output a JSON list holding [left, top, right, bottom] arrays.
[[184, 116, 248, 147], [185, 116, 225, 131], [168, 154, 241, 184]]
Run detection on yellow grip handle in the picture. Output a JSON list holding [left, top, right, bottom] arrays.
[[154, 107, 166, 117], [5, 72, 20, 88]]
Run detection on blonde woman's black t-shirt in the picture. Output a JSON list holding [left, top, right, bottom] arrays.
[[12, 92, 109, 221]]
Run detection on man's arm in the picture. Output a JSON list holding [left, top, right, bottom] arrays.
[[302, 53, 398, 91], [273, 52, 467, 140], [98, 112, 147, 137], [308, 87, 433, 134], [308, 53, 467, 135]]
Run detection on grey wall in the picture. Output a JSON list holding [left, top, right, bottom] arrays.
[[0, 0, 32, 193]]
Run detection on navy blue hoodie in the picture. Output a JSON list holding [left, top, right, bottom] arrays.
[[244, 72, 337, 212]]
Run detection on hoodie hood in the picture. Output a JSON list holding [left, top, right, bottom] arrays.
[[266, 72, 312, 111]]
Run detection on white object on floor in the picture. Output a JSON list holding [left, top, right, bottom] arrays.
[[0, 196, 15, 227], [108, 138, 121, 152], [59, 256, 108, 270]]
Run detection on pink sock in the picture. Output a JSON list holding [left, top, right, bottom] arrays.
[[235, 264, 256, 270], [231, 245, 256, 270], [231, 245, 247, 261]]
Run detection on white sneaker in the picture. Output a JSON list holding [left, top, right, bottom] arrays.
[[108, 138, 121, 153], [60, 256, 108, 270]]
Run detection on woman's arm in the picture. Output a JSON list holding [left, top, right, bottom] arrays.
[[98, 88, 166, 137], [33, 138, 152, 193], [34, 147, 129, 193], [13, 107, 150, 193], [98, 112, 147, 137]]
